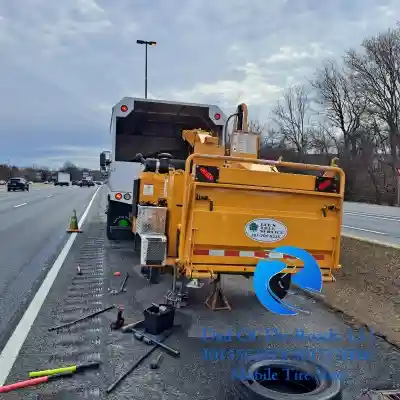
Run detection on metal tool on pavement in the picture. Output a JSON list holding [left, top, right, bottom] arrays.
[[48, 305, 115, 331], [121, 319, 144, 333], [132, 329, 180, 357], [150, 353, 164, 369], [28, 361, 101, 378], [109, 272, 129, 295], [106, 331, 173, 394]]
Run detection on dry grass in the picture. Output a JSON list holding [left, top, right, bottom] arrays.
[[321, 236, 400, 346]]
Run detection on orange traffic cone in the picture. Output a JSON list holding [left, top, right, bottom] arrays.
[[67, 209, 82, 233]]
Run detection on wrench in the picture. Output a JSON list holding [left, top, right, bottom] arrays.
[[110, 272, 129, 295]]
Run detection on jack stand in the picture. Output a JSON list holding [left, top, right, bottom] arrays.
[[205, 274, 231, 311]]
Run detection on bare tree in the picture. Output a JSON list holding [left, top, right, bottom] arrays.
[[345, 26, 400, 200], [311, 60, 366, 158], [309, 123, 338, 156], [270, 85, 312, 160], [247, 119, 266, 135]]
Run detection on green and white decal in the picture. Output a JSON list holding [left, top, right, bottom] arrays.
[[245, 218, 287, 243]]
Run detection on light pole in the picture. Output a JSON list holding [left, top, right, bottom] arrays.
[[136, 40, 157, 99]]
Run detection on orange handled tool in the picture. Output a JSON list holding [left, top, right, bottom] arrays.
[[0, 372, 73, 393]]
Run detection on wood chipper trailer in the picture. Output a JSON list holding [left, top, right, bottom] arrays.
[[131, 103, 345, 310]]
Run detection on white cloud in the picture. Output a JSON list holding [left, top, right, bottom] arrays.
[[171, 62, 282, 108], [263, 43, 333, 64], [0, 0, 399, 167]]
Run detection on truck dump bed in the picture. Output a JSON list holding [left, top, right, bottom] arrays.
[[178, 155, 345, 281], [113, 98, 226, 162]]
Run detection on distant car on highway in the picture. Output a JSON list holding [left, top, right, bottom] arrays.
[[95, 181, 102, 185], [0, 180, 6, 185], [71, 180, 78, 185], [43, 181, 48, 184], [7, 177, 29, 192], [80, 179, 95, 187]]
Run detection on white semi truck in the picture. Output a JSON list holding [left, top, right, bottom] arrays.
[[55, 172, 70, 186], [100, 97, 227, 240]]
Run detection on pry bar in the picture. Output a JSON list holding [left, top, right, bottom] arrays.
[[110, 272, 129, 295], [48, 306, 116, 331], [106, 331, 172, 394]]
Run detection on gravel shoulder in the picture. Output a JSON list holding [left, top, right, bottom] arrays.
[[317, 236, 400, 347]]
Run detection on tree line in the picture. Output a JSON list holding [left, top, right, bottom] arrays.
[[0, 161, 102, 182], [254, 23, 400, 205]]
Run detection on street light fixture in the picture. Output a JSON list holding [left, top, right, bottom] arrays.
[[136, 40, 157, 99]]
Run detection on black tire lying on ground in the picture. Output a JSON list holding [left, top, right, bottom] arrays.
[[232, 359, 342, 400]]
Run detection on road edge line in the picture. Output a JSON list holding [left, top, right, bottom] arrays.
[[0, 187, 101, 385], [341, 232, 400, 250]]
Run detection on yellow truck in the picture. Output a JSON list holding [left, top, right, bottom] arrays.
[[131, 102, 345, 309]]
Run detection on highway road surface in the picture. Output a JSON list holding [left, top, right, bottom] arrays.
[[343, 202, 400, 246], [0, 183, 98, 349]]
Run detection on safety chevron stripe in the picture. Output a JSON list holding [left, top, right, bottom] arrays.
[[193, 249, 325, 260]]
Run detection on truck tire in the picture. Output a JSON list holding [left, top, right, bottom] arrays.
[[106, 207, 116, 240], [106, 201, 133, 241], [232, 359, 342, 400], [269, 273, 291, 300]]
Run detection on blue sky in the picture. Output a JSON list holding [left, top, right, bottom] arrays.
[[0, 0, 397, 169]]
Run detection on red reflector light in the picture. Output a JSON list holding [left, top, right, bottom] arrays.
[[214, 113, 221, 120], [318, 180, 331, 191], [120, 105, 128, 112], [115, 192, 122, 200], [199, 167, 214, 181]]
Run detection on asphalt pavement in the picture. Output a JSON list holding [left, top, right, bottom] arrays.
[[0, 183, 98, 350], [342, 202, 400, 246], [1, 191, 399, 399]]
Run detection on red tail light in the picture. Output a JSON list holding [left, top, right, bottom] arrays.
[[315, 177, 337, 193]]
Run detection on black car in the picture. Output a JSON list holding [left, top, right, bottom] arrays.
[[80, 179, 95, 187], [7, 177, 30, 192]]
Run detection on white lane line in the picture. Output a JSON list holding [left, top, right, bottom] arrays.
[[0, 186, 101, 385], [342, 225, 388, 235], [344, 211, 400, 221], [13, 203, 27, 208]]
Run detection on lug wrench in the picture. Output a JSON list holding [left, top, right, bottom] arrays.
[[106, 331, 172, 393], [132, 329, 180, 357], [110, 272, 129, 295]]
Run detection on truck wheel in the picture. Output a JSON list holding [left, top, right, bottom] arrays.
[[106, 209, 116, 240], [133, 233, 140, 252], [269, 273, 291, 300], [106, 201, 133, 241], [232, 359, 342, 400]]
